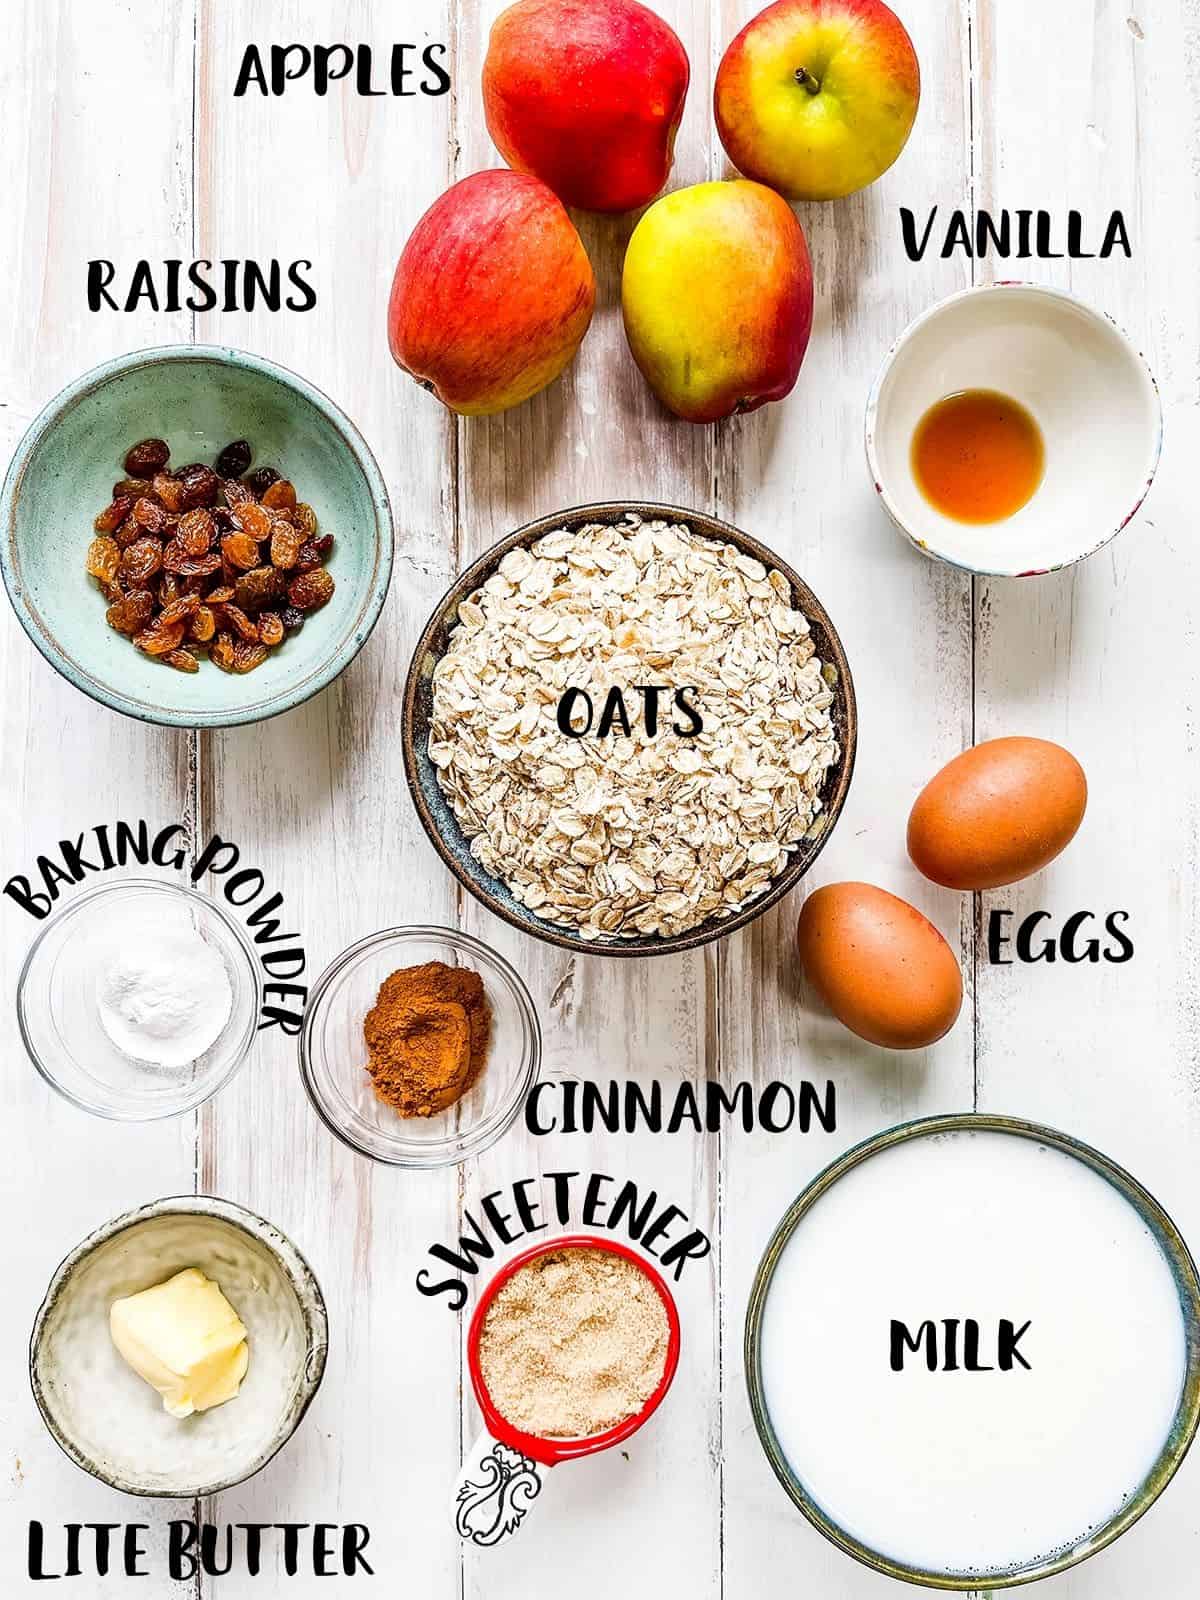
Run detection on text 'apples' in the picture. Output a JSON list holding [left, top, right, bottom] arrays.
[[387, 170, 595, 417]]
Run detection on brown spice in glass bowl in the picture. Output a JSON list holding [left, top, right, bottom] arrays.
[[363, 961, 492, 1117], [85, 437, 335, 674]]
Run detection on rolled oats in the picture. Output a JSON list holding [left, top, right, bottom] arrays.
[[429, 515, 839, 942]]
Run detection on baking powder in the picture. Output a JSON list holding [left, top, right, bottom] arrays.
[[97, 907, 233, 1069]]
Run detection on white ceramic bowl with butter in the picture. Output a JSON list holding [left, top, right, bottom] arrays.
[[29, 1196, 327, 1497], [866, 283, 1161, 576]]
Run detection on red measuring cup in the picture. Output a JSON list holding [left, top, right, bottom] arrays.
[[453, 1233, 681, 1548]]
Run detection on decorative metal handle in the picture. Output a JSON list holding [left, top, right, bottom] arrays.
[[454, 1431, 546, 1547]]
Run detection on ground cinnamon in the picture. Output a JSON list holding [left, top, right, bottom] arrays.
[[363, 960, 491, 1117]]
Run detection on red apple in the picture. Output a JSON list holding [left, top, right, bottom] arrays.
[[715, 0, 920, 202], [388, 170, 596, 416], [482, 0, 690, 213]]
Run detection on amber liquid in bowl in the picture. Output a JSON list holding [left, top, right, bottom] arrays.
[[911, 389, 1044, 524]]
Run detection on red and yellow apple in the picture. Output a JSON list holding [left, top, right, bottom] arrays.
[[482, 0, 690, 213], [715, 0, 920, 202], [387, 170, 595, 416], [621, 179, 813, 423]]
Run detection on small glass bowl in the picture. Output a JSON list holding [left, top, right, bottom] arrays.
[[17, 878, 260, 1121], [300, 926, 540, 1168]]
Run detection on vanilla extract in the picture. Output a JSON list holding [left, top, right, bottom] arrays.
[[525, 1077, 835, 1135]]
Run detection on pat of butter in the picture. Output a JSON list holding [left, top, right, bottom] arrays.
[[110, 1267, 249, 1419]]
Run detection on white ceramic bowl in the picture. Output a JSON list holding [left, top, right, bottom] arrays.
[[30, 1197, 327, 1496], [866, 284, 1161, 576]]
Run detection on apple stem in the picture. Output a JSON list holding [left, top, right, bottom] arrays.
[[794, 66, 821, 94]]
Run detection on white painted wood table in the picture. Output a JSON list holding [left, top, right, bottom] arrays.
[[2, 0, 1196, 1594]]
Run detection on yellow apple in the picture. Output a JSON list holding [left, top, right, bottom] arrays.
[[621, 179, 813, 423], [715, 0, 920, 202]]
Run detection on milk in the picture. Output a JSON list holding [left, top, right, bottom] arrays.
[[759, 1128, 1189, 1575]]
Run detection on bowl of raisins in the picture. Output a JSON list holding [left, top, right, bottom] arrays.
[[1, 345, 393, 726]]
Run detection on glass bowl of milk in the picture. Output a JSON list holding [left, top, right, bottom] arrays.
[[17, 878, 260, 1120], [745, 1114, 1200, 1589]]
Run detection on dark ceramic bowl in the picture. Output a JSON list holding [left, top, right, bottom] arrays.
[[402, 502, 857, 957]]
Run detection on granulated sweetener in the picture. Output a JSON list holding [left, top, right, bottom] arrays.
[[477, 1247, 669, 1439]]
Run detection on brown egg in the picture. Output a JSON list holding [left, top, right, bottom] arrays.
[[796, 883, 963, 1050], [908, 736, 1087, 891]]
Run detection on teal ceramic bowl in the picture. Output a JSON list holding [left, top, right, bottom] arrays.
[[1, 346, 393, 727]]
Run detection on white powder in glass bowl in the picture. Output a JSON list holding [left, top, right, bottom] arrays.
[[97, 911, 233, 1069]]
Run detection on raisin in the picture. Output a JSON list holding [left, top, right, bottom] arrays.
[[158, 592, 201, 626], [294, 541, 322, 573], [234, 565, 282, 611], [245, 466, 280, 497], [163, 648, 200, 673], [115, 517, 142, 551], [99, 577, 126, 604], [292, 503, 318, 538], [261, 478, 297, 512], [152, 472, 184, 513], [223, 532, 261, 571], [206, 585, 235, 604], [158, 573, 181, 607], [287, 568, 335, 611], [215, 440, 253, 477], [258, 611, 285, 647], [177, 463, 220, 508], [133, 619, 186, 656], [178, 553, 222, 579], [281, 606, 305, 632], [219, 480, 249, 512], [86, 535, 121, 585], [133, 497, 169, 532], [190, 605, 216, 643], [105, 590, 156, 635], [233, 640, 269, 673], [270, 524, 303, 569], [124, 438, 170, 477], [119, 537, 163, 586], [210, 631, 237, 672], [178, 509, 215, 556], [94, 497, 133, 535], [219, 604, 259, 642], [113, 477, 151, 500], [232, 500, 272, 542], [211, 505, 235, 530], [313, 534, 334, 561]]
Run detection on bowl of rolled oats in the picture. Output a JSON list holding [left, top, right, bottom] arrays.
[[403, 504, 856, 955]]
